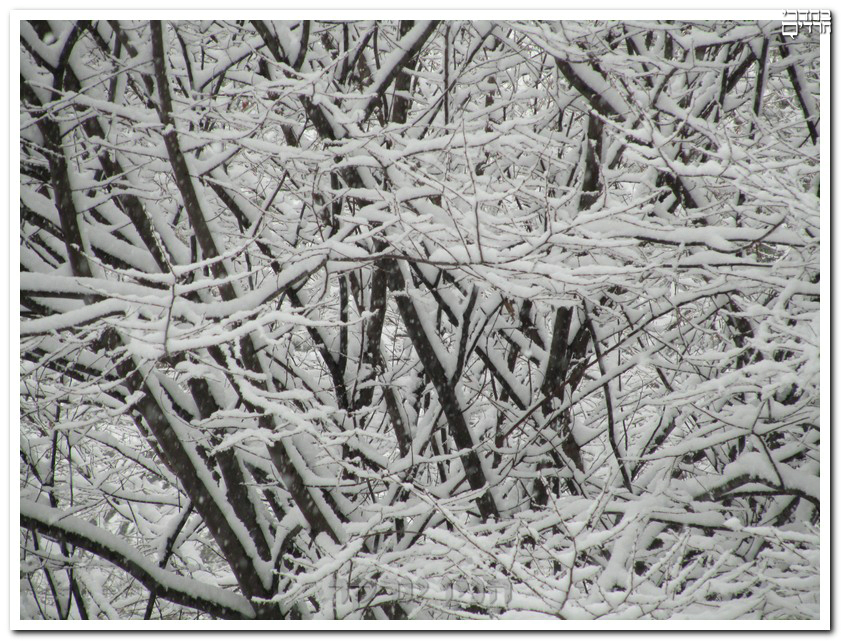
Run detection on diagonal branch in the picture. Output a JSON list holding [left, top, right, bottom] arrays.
[[387, 260, 499, 520], [583, 303, 632, 493]]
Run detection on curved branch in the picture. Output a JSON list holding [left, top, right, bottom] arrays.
[[21, 499, 255, 620]]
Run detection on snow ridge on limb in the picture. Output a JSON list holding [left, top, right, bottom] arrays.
[[21, 500, 255, 619]]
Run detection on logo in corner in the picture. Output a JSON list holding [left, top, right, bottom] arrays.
[[782, 10, 831, 38]]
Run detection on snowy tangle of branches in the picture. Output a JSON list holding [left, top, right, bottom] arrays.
[[20, 20, 820, 620]]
